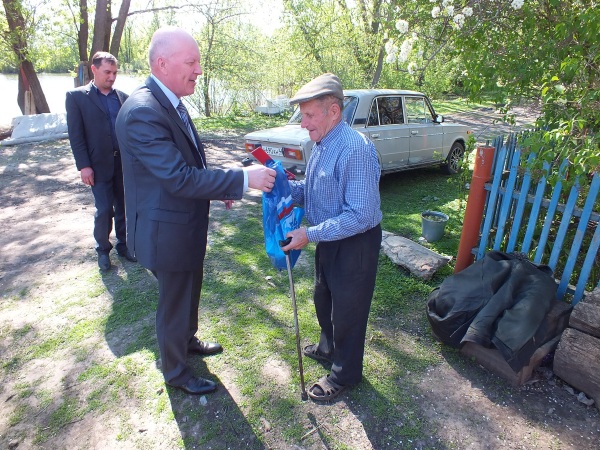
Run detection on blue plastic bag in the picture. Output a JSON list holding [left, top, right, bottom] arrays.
[[262, 160, 304, 270]]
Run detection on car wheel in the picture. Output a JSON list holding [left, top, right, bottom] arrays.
[[442, 142, 465, 175]]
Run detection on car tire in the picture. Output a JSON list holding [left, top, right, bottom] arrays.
[[442, 142, 465, 175]]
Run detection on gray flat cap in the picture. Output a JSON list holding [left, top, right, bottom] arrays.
[[289, 73, 344, 105]]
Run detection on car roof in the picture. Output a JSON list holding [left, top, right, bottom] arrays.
[[343, 89, 426, 97]]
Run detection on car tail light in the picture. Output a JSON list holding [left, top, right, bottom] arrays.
[[283, 148, 303, 161], [245, 143, 256, 153]]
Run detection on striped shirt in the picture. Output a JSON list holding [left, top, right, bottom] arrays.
[[289, 120, 382, 242]]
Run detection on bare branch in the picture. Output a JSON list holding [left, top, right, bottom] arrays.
[[125, 4, 194, 18]]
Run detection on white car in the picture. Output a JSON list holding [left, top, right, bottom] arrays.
[[244, 89, 472, 175]]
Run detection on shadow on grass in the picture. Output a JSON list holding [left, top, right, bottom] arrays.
[[101, 260, 159, 357], [166, 359, 264, 449], [100, 254, 264, 448], [343, 332, 452, 449]]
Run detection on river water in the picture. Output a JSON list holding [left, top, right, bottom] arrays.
[[0, 73, 145, 127]]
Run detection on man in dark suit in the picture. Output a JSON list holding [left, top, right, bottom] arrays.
[[66, 51, 137, 271], [115, 27, 276, 395]]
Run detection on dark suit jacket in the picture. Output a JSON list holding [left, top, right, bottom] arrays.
[[65, 82, 128, 182], [115, 76, 244, 272]]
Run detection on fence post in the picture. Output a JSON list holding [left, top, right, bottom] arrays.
[[454, 145, 495, 273]]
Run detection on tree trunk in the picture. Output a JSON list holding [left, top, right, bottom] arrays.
[[202, 73, 211, 117], [19, 61, 50, 114], [3, 0, 50, 114], [72, 0, 90, 87], [371, 46, 385, 88], [109, 0, 131, 59], [90, 0, 111, 59], [77, 0, 89, 62], [102, 2, 111, 50], [88, 0, 111, 81]]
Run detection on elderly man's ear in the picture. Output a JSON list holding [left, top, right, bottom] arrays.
[[330, 102, 341, 117]]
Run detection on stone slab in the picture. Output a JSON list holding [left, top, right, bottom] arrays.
[[381, 230, 452, 280], [1, 113, 68, 146]]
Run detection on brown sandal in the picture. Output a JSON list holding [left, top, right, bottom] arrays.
[[307, 375, 346, 402], [303, 344, 333, 363]]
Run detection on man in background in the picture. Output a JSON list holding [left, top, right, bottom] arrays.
[[116, 27, 276, 395], [66, 51, 137, 271]]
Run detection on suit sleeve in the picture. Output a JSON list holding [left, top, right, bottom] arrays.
[[65, 91, 91, 170], [117, 102, 244, 201]]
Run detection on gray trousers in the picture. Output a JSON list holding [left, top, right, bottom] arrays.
[[90, 156, 126, 253], [154, 269, 203, 384]]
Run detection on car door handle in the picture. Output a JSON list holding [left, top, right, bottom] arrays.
[[411, 130, 419, 135], [371, 133, 380, 138]]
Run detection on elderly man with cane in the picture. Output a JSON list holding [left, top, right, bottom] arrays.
[[281, 73, 382, 402]]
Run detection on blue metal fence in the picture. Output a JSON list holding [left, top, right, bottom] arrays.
[[474, 134, 600, 304]]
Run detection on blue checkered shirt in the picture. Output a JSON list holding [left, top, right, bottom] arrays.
[[289, 120, 382, 242]]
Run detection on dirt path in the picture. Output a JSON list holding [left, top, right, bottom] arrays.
[[1, 110, 599, 449]]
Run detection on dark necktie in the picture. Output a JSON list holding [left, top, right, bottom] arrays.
[[177, 101, 197, 146], [176, 101, 205, 168]]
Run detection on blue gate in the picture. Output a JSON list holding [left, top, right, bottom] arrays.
[[473, 134, 600, 305]]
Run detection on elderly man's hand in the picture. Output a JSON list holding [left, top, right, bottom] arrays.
[[245, 164, 276, 192], [281, 227, 309, 252]]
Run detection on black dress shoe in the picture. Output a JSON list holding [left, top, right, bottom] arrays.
[[188, 338, 223, 356], [98, 253, 111, 271], [167, 376, 217, 395], [116, 246, 137, 262]]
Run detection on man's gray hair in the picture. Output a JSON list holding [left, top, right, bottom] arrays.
[[148, 26, 191, 67]]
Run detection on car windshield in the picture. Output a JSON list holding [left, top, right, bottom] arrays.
[[288, 95, 358, 125]]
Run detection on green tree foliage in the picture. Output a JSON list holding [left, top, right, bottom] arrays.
[[460, 0, 599, 183], [0, 0, 35, 72], [523, 2, 599, 183], [383, 0, 599, 183], [30, 2, 79, 72], [280, 0, 462, 94], [253, 27, 305, 99], [378, 1, 463, 94], [282, 0, 386, 88], [117, 22, 151, 73], [186, 0, 309, 117], [0, 9, 17, 71], [187, 0, 258, 116]]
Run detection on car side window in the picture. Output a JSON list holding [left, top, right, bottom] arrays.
[[368, 96, 404, 126], [368, 99, 380, 126], [405, 97, 433, 124], [380, 96, 403, 125], [342, 96, 358, 124]]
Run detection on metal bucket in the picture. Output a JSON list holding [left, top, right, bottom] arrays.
[[421, 211, 449, 242]]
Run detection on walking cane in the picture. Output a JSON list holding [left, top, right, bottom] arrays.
[[279, 237, 308, 401]]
